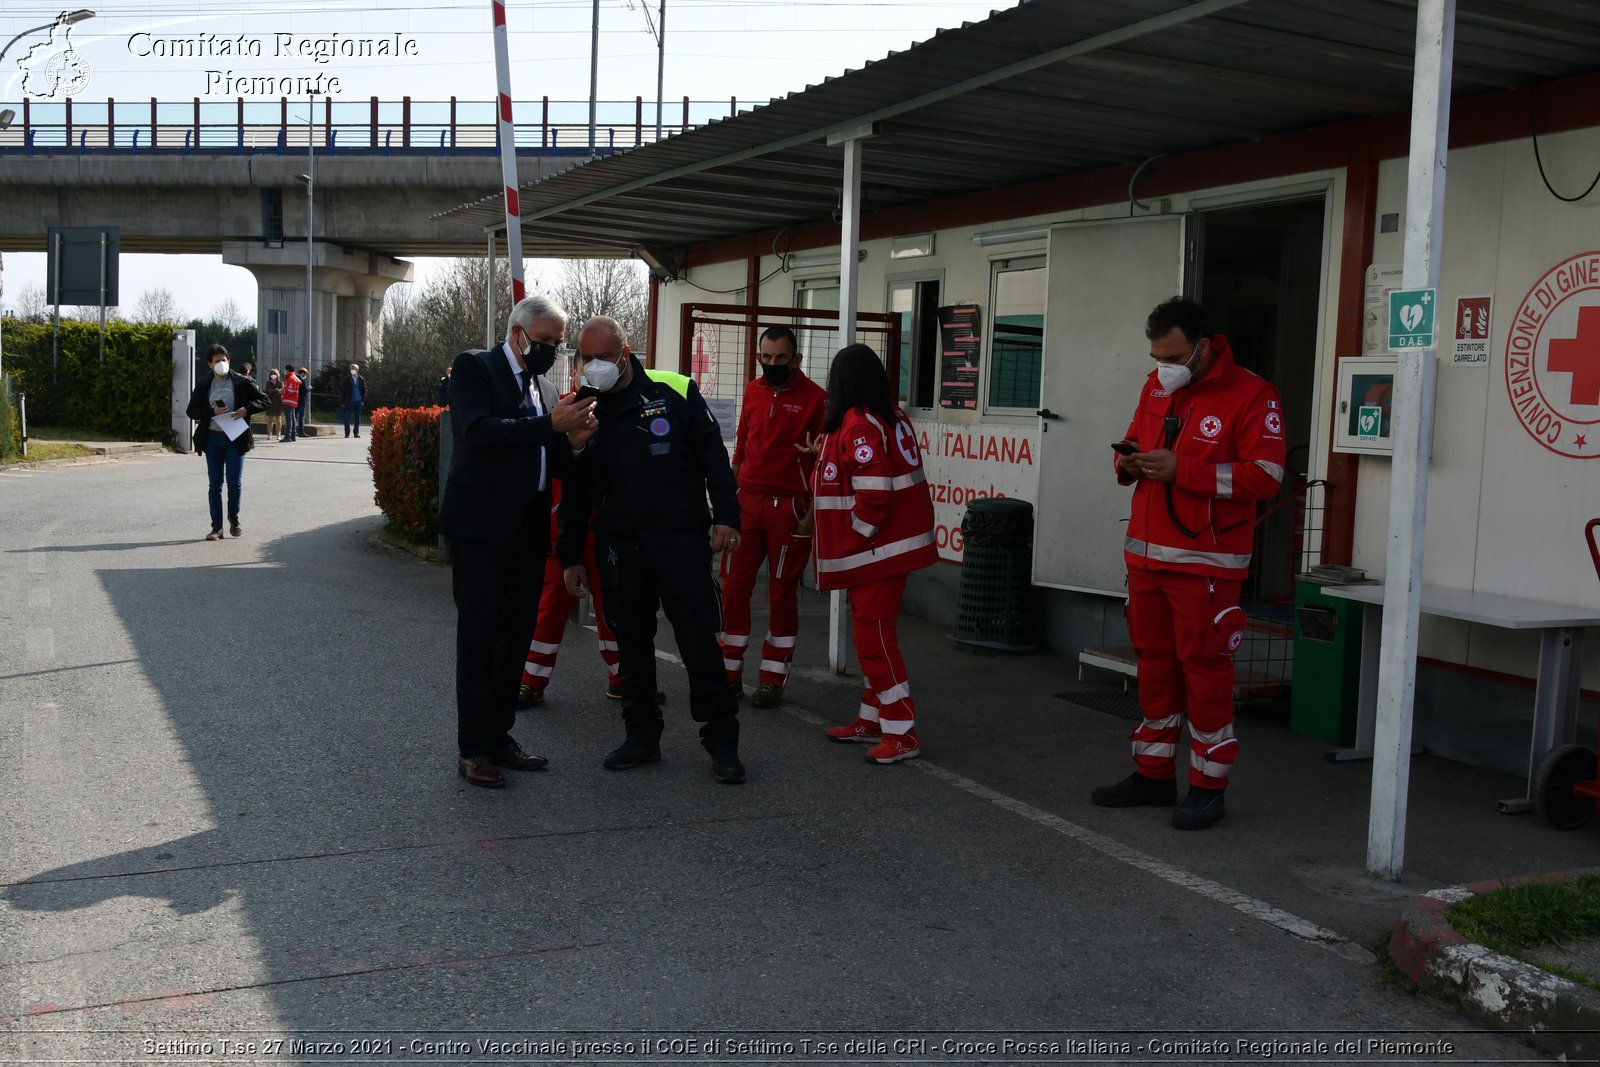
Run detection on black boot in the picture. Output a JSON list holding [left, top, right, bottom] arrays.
[[602, 735, 661, 770], [1090, 771, 1177, 808], [710, 748, 745, 785], [1171, 786, 1226, 830]]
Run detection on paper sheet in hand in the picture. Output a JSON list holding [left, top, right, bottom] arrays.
[[213, 411, 248, 441]]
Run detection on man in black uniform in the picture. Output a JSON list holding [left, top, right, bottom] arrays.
[[559, 315, 745, 784]]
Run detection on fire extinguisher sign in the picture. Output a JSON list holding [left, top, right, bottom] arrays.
[[1450, 294, 1493, 367]]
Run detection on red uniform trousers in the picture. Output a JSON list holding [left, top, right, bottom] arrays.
[[1126, 567, 1244, 790], [521, 546, 619, 691], [719, 488, 810, 689], [848, 574, 916, 734]]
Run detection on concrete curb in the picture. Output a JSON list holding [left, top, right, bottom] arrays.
[[374, 524, 444, 564], [1389, 868, 1600, 1060]]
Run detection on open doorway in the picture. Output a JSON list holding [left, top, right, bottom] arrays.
[[1189, 198, 1325, 606]]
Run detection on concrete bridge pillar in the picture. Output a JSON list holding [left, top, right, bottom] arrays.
[[222, 241, 413, 378]]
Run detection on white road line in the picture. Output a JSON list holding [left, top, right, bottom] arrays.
[[646, 644, 1370, 962]]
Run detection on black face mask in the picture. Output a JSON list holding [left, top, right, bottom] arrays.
[[760, 362, 793, 387], [523, 338, 558, 376]]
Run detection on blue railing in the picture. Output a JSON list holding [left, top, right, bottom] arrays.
[[0, 97, 745, 156]]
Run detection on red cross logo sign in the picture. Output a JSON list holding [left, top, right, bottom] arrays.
[[1504, 252, 1600, 458]]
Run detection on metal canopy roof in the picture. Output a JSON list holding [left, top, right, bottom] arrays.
[[434, 0, 1600, 259]]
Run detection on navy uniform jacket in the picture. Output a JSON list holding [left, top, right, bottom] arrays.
[[557, 355, 738, 564], [438, 343, 570, 548]]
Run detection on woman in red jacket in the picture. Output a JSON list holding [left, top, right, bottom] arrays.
[[811, 344, 938, 764]]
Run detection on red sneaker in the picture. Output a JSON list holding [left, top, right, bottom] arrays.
[[825, 718, 882, 744], [865, 731, 920, 764]]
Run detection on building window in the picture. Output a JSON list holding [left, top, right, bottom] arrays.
[[986, 257, 1046, 411], [266, 309, 288, 335], [793, 277, 839, 368], [887, 274, 940, 408]]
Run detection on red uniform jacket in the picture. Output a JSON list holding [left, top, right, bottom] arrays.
[[812, 405, 938, 591], [731, 370, 827, 497], [281, 372, 301, 410], [1119, 337, 1286, 580]]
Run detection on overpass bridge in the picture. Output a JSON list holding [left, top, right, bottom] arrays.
[[0, 97, 739, 369]]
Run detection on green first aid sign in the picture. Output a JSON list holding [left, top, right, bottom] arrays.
[[1387, 287, 1437, 351], [1358, 405, 1382, 440]]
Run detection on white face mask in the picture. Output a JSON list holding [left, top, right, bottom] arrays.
[[580, 356, 622, 393], [1154, 342, 1200, 392], [213, 360, 231, 378]]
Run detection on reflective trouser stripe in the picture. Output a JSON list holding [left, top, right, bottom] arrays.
[[1191, 724, 1235, 745], [858, 702, 880, 723], [767, 634, 797, 648], [1191, 752, 1234, 780], [758, 659, 790, 675], [877, 681, 911, 704], [1132, 741, 1176, 758], [598, 640, 619, 652], [723, 659, 742, 671], [527, 639, 559, 655], [524, 663, 553, 678], [1123, 536, 1251, 571], [722, 633, 750, 647], [880, 718, 915, 735], [1141, 713, 1182, 732]]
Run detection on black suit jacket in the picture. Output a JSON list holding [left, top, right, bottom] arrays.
[[437, 343, 570, 547]]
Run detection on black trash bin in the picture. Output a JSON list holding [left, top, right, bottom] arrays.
[[953, 497, 1038, 652]]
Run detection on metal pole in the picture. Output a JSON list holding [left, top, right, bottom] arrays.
[[490, 0, 526, 304], [827, 132, 868, 674], [486, 230, 497, 348], [51, 231, 60, 381], [589, 0, 600, 153], [1366, 0, 1454, 881], [306, 93, 315, 376], [19, 391, 27, 458], [654, 0, 665, 142], [97, 231, 107, 367]]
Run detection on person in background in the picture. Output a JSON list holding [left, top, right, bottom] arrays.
[[264, 368, 284, 440], [1091, 296, 1286, 830], [438, 366, 452, 407], [279, 365, 300, 442], [184, 343, 267, 541], [297, 367, 312, 436], [811, 343, 938, 765], [240, 361, 255, 381], [341, 362, 367, 438], [719, 325, 827, 708]]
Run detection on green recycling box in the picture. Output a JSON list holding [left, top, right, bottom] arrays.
[[1289, 573, 1366, 744]]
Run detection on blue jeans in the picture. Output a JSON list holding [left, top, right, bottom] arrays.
[[297, 402, 308, 433], [204, 432, 244, 530], [282, 409, 296, 440], [344, 403, 362, 436]]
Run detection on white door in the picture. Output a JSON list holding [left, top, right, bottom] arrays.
[[1032, 216, 1187, 594]]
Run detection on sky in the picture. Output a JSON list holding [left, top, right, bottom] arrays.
[[1, 0, 1016, 320]]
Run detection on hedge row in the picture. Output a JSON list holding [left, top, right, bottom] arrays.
[[369, 405, 443, 543], [0, 380, 21, 460], [0, 320, 177, 442]]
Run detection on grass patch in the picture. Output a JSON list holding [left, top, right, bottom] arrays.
[[8, 441, 96, 463], [1449, 873, 1600, 991]]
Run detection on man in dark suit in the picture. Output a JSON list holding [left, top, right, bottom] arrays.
[[438, 295, 598, 788]]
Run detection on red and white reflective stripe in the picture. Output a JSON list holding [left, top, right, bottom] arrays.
[[1190, 724, 1235, 746], [1139, 713, 1182, 732], [524, 662, 553, 678], [813, 495, 855, 509], [528, 639, 559, 655], [1132, 741, 1177, 757], [722, 658, 742, 672], [816, 531, 936, 574], [857, 701, 880, 723], [876, 681, 911, 705], [880, 717, 915, 735], [1216, 463, 1234, 499], [597, 639, 619, 653], [851, 469, 926, 491], [722, 633, 750, 647], [1190, 751, 1234, 779], [850, 515, 878, 538], [1124, 536, 1251, 571], [758, 659, 790, 675], [765, 634, 796, 649], [490, 0, 524, 303], [1255, 460, 1285, 481]]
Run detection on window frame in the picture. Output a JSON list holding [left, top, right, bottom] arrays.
[[884, 269, 944, 411], [982, 255, 1048, 416]]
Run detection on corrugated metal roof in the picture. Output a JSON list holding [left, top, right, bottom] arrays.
[[435, 0, 1600, 258]]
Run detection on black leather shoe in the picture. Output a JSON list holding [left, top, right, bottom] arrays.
[[603, 737, 661, 770], [1090, 771, 1177, 808], [711, 750, 746, 785], [457, 755, 506, 788], [1171, 786, 1226, 830], [489, 740, 549, 771]]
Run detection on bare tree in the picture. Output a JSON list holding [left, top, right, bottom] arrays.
[[134, 287, 182, 325], [212, 297, 247, 332], [15, 284, 49, 322], [552, 259, 648, 352]]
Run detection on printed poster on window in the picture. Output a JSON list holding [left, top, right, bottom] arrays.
[[937, 304, 982, 410]]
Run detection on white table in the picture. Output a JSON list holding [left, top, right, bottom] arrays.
[[1323, 583, 1600, 813]]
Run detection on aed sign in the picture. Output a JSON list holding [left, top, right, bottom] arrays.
[[1387, 288, 1437, 351], [1357, 406, 1382, 441]]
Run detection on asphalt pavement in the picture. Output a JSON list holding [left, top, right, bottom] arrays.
[[0, 435, 1582, 1064]]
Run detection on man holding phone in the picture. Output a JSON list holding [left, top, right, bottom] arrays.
[[185, 343, 268, 541], [1093, 297, 1285, 830]]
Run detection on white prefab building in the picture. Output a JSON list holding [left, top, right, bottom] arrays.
[[446, 0, 1600, 781]]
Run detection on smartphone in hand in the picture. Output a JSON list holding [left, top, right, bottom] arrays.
[[1111, 440, 1137, 455]]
